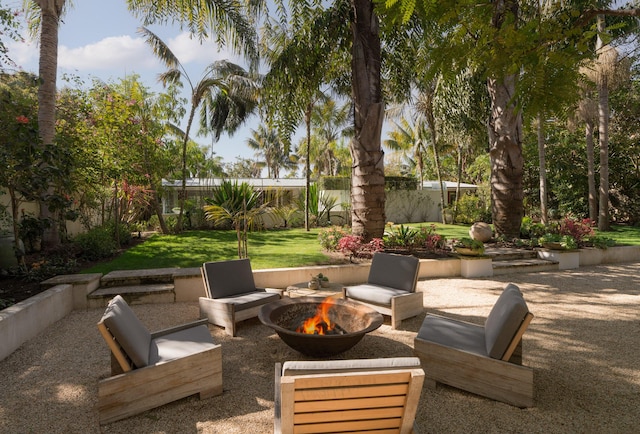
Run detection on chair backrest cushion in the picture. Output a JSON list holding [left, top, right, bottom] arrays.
[[484, 283, 530, 359], [367, 252, 419, 293], [101, 295, 151, 368], [202, 259, 257, 299]]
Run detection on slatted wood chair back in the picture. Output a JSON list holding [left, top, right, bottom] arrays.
[[276, 365, 424, 434]]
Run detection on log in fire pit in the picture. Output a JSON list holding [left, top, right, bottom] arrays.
[[259, 296, 383, 357]]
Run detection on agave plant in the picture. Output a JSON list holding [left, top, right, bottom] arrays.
[[203, 180, 272, 258]]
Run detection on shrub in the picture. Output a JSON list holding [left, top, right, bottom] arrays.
[[75, 226, 118, 260], [75, 221, 130, 260], [558, 217, 594, 245], [337, 235, 364, 259], [384, 224, 419, 248], [318, 226, 350, 251], [455, 193, 491, 224], [414, 225, 447, 251], [521, 217, 547, 239]]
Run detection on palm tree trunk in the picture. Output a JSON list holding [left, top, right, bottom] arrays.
[[349, 0, 385, 241], [177, 106, 196, 232], [36, 0, 64, 248], [596, 15, 610, 231], [537, 113, 548, 225], [585, 119, 598, 222], [487, 74, 524, 239], [305, 104, 312, 231]]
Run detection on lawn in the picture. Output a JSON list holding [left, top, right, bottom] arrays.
[[81, 223, 639, 275]]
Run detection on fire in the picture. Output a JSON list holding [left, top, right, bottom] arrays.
[[296, 296, 336, 335]]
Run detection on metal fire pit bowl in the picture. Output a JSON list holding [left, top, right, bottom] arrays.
[[259, 296, 383, 357]]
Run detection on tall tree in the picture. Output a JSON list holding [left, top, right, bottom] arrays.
[[140, 27, 256, 231], [246, 125, 292, 178], [381, 0, 640, 238], [349, 0, 385, 239], [23, 0, 67, 247]]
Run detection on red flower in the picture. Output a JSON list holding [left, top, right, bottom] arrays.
[[15, 115, 29, 124]]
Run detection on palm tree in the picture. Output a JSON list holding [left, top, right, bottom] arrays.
[[139, 27, 257, 232], [311, 98, 351, 176], [24, 0, 258, 242], [384, 118, 429, 189], [246, 125, 293, 178], [23, 0, 67, 248], [203, 180, 271, 258]]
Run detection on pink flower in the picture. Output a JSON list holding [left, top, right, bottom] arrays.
[[16, 115, 29, 124]]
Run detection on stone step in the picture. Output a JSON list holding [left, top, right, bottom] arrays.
[[492, 258, 559, 276], [484, 247, 539, 261], [87, 283, 175, 308], [100, 268, 181, 288]]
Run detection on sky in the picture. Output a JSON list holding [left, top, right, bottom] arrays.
[[6, 0, 268, 167]]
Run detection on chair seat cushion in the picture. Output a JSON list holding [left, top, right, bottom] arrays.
[[344, 284, 408, 307], [416, 314, 488, 357], [212, 291, 280, 312], [282, 357, 421, 376], [101, 295, 152, 368], [149, 324, 217, 365]]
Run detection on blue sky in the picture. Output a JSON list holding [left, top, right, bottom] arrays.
[[7, 0, 268, 167]]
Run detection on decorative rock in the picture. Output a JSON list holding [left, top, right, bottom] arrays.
[[469, 222, 493, 242]]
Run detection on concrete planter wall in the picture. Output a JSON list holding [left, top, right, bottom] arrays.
[[3, 245, 640, 362], [538, 250, 580, 270], [0, 284, 73, 361]]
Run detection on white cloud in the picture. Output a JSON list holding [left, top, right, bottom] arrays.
[[58, 35, 157, 71], [166, 32, 237, 65]]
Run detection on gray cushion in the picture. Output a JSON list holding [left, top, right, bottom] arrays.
[[484, 283, 530, 359], [149, 324, 217, 365], [344, 284, 409, 307], [101, 295, 151, 368], [367, 252, 419, 293], [282, 357, 421, 376], [203, 259, 258, 298], [417, 314, 488, 357], [210, 291, 280, 311]]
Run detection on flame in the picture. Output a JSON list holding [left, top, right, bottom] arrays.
[[296, 296, 336, 335]]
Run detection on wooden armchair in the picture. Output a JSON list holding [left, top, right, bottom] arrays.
[[97, 295, 223, 424], [274, 357, 425, 434], [343, 252, 423, 329], [414, 283, 534, 407], [199, 258, 281, 336]]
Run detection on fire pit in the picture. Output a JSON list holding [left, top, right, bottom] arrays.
[[259, 296, 383, 357]]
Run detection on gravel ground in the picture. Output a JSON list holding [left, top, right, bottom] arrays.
[[1, 262, 639, 434]]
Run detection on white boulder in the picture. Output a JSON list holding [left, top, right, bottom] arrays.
[[469, 222, 493, 242]]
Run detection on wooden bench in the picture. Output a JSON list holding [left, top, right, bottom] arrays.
[[414, 283, 534, 408]]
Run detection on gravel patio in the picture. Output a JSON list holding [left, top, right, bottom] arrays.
[[1, 262, 639, 433]]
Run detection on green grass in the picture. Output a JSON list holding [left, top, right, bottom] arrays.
[[82, 228, 331, 274], [82, 223, 640, 275], [595, 225, 640, 246]]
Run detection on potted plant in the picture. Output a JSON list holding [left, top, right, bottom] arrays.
[[315, 273, 330, 288], [453, 237, 485, 256]]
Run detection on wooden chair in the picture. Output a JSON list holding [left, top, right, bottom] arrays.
[[274, 357, 425, 434], [97, 295, 223, 424], [414, 283, 534, 408], [199, 258, 281, 336], [343, 252, 422, 329]]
